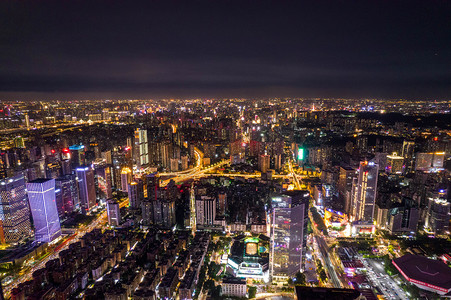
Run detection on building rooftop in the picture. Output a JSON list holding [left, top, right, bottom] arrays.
[[393, 254, 451, 290]]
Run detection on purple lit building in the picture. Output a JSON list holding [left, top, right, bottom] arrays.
[[76, 166, 96, 214], [27, 178, 62, 243]]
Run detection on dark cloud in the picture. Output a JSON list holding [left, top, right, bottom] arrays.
[[0, 0, 450, 100]]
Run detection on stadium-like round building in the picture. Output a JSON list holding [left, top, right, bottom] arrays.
[[393, 254, 451, 295]]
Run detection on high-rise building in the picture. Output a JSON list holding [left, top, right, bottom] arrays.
[[271, 190, 310, 276], [69, 145, 86, 168], [352, 161, 378, 222], [25, 114, 30, 129], [425, 198, 450, 236], [76, 167, 96, 214], [93, 161, 112, 201], [134, 128, 149, 168], [107, 200, 120, 226], [120, 167, 132, 193], [161, 199, 176, 229], [27, 179, 61, 243], [128, 180, 144, 209], [145, 173, 160, 201], [196, 195, 216, 227], [141, 200, 153, 226], [387, 197, 419, 235], [401, 141, 415, 172], [258, 154, 270, 173], [338, 166, 356, 215], [55, 175, 79, 216], [218, 191, 227, 216], [386, 153, 404, 174], [170, 158, 179, 172], [0, 174, 32, 244]]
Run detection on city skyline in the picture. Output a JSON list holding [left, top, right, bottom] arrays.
[[0, 0, 450, 299]]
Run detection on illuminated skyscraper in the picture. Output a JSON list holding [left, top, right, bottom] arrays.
[[401, 140, 415, 172], [69, 145, 86, 168], [107, 200, 120, 226], [0, 174, 32, 244], [76, 167, 96, 213], [55, 174, 79, 215], [134, 128, 149, 168], [128, 180, 144, 208], [196, 195, 216, 227], [120, 167, 132, 193], [27, 179, 61, 243], [270, 191, 310, 276], [425, 198, 450, 236], [352, 161, 379, 222], [93, 160, 112, 201]]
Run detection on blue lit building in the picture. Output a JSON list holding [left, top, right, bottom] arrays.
[[0, 173, 33, 244], [27, 178, 61, 243]]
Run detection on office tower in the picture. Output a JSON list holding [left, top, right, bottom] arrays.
[[76, 166, 96, 214], [27, 179, 62, 243], [128, 180, 144, 209], [338, 166, 356, 214], [387, 197, 419, 235], [107, 200, 120, 226], [69, 145, 85, 168], [134, 128, 149, 168], [352, 161, 379, 222], [93, 162, 112, 200], [196, 195, 216, 227], [120, 167, 132, 193], [425, 198, 450, 236], [55, 175, 79, 215], [46, 163, 61, 179], [401, 141, 415, 172], [0, 174, 32, 244], [258, 154, 270, 173], [386, 153, 404, 174], [271, 190, 310, 276], [61, 159, 71, 175]]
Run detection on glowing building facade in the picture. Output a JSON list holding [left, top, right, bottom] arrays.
[[270, 191, 310, 277], [0, 174, 32, 244], [352, 161, 378, 223], [27, 179, 61, 243]]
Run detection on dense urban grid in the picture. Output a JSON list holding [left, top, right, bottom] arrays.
[[0, 98, 450, 300]]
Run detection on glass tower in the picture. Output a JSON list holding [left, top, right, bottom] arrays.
[[27, 178, 61, 243], [0, 173, 32, 244]]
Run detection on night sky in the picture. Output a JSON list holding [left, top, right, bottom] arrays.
[[1, 0, 450, 100]]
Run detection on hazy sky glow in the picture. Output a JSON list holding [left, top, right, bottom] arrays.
[[1, 0, 451, 100]]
